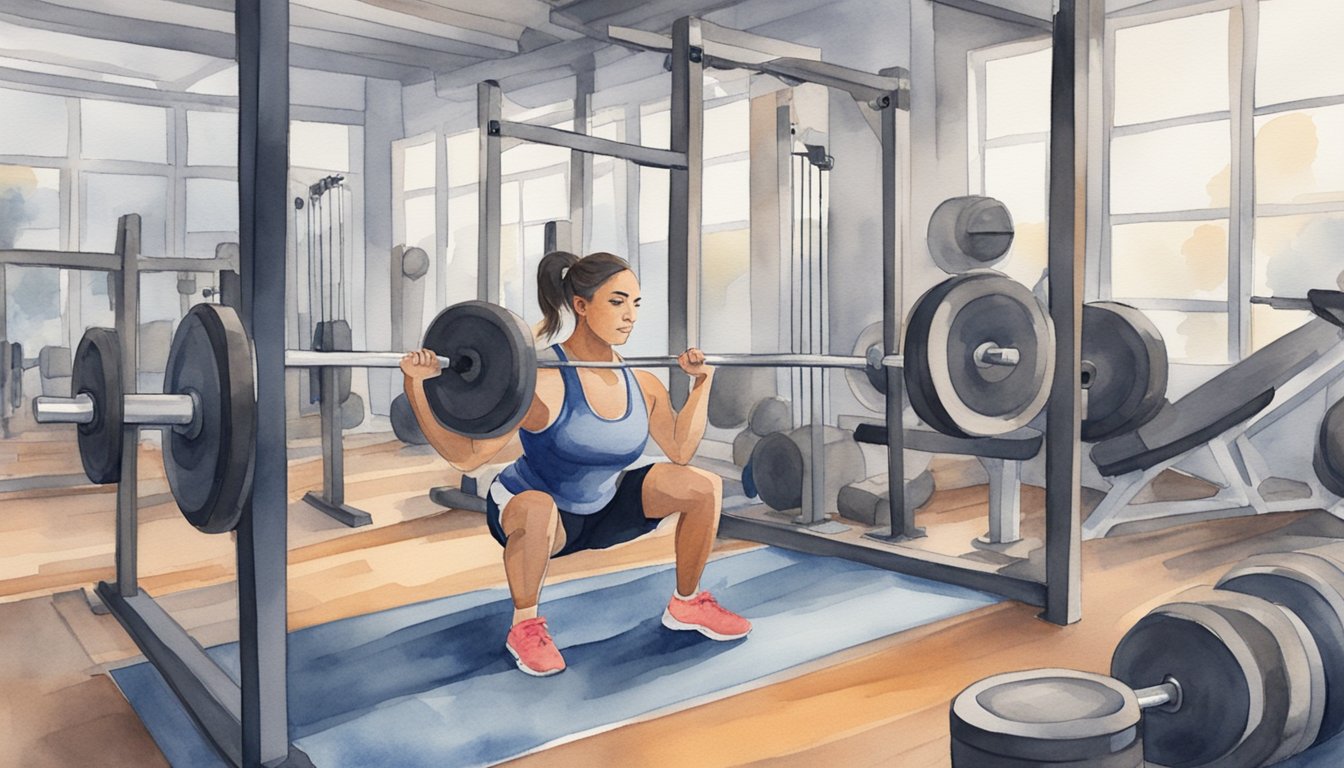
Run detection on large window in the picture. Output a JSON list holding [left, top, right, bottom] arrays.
[[1250, 0, 1344, 349], [968, 41, 1051, 290], [971, 0, 1344, 363]]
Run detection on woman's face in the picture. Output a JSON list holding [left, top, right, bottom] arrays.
[[574, 269, 640, 346]]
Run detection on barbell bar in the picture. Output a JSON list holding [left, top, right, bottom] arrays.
[[34, 392, 199, 433], [281, 349, 940, 371]]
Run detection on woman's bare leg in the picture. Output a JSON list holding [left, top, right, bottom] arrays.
[[641, 463, 722, 597], [499, 490, 567, 625]]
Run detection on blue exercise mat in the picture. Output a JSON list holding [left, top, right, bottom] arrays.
[[111, 546, 1001, 767]]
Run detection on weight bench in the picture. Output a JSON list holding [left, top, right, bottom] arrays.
[[853, 423, 1042, 545], [1083, 297, 1344, 538]]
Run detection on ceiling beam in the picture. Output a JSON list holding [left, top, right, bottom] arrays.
[[0, 0, 433, 82], [434, 38, 607, 96]]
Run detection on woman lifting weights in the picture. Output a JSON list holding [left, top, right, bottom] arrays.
[[401, 251, 750, 677]]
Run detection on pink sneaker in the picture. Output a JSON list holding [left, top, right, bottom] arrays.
[[505, 617, 566, 677], [662, 592, 752, 641]]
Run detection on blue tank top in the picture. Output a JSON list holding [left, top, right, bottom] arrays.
[[496, 345, 650, 514]]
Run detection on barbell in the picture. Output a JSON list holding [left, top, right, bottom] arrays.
[[279, 295, 1034, 441]]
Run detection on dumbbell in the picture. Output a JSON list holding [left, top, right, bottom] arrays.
[[952, 585, 1327, 767]]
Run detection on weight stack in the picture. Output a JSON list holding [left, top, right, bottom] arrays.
[[749, 425, 865, 513], [950, 669, 1144, 767]]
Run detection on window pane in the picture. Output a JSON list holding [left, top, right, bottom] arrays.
[[6, 266, 63, 351], [446, 131, 477, 187], [629, 239, 668, 359], [187, 111, 237, 166], [1253, 212, 1344, 297], [590, 166, 624, 255], [641, 109, 670, 151], [404, 194, 436, 253], [0, 88, 67, 156], [81, 100, 167, 163], [403, 141, 436, 191], [1257, 0, 1344, 106], [1114, 11, 1229, 125], [984, 46, 1051, 139], [1145, 310, 1228, 363], [446, 191, 477, 306], [704, 100, 749, 158], [640, 167, 669, 243], [521, 223, 548, 328], [985, 143, 1048, 287], [186, 178, 238, 233], [1254, 105, 1344, 205], [501, 181, 519, 225], [290, 121, 349, 172], [700, 228, 751, 353], [522, 173, 566, 223], [703, 160, 749, 226], [499, 224, 522, 315], [501, 142, 567, 176], [1111, 122, 1230, 214], [0, 166, 60, 248], [1250, 304, 1313, 351], [1111, 219, 1229, 300], [83, 173, 167, 257]]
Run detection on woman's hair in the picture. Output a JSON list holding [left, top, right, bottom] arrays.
[[536, 251, 633, 340]]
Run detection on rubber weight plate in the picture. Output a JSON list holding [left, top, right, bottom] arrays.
[[71, 328, 124, 484], [1315, 396, 1344, 498], [163, 304, 255, 534], [845, 321, 887, 413], [420, 301, 536, 439], [1081, 302, 1168, 442], [389, 392, 429, 445], [905, 271, 1054, 437], [949, 668, 1142, 766], [1220, 547, 1344, 746], [1111, 587, 1320, 768]]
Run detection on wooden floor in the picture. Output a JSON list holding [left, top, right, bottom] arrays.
[[2, 429, 1342, 768]]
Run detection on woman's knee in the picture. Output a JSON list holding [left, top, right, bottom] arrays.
[[654, 464, 721, 506], [500, 491, 559, 536]]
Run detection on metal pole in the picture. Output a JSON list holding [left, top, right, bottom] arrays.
[[868, 77, 916, 542], [115, 213, 141, 595], [668, 16, 703, 409], [570, 57, 594, 254], [236, 0, 294, 762], [1042, 0, 1095, 626], [283, 349, 881, 370], [478, 81, 502, 303]]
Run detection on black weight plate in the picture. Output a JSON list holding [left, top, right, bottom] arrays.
[[71, 328, 123, 484], [420, 301, 536, 440], [1112, 590, 1302, 768], [310, 319, 353, 406], [1221, 549, 1344, 745], [749, 430, 804, 510], [905, 271, 1054, 437], [389, 392, 428, 445], [163, 304, 255, 534], [1315, 396, 1344, 497], [927, 196, 1016, 273], [1081, 302, 1168, 442], [1112, 599, 1253, 768], [949, 668, 1141, 763], [1199, 589, 1323, 766]]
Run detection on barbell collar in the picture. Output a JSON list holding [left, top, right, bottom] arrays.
[[33, 392, 197, 430], [1134, 677, 1182, 713], [975, 345, 1020, 367]]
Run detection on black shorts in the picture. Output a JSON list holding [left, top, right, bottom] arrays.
[[485, 464, 659, 557]]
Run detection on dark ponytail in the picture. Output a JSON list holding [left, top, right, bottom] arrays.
[[536, 251, 634, 340]]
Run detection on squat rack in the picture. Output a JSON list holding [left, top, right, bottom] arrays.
[[476, 16, 1087, 621], [99, 2, 1095, 765]]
